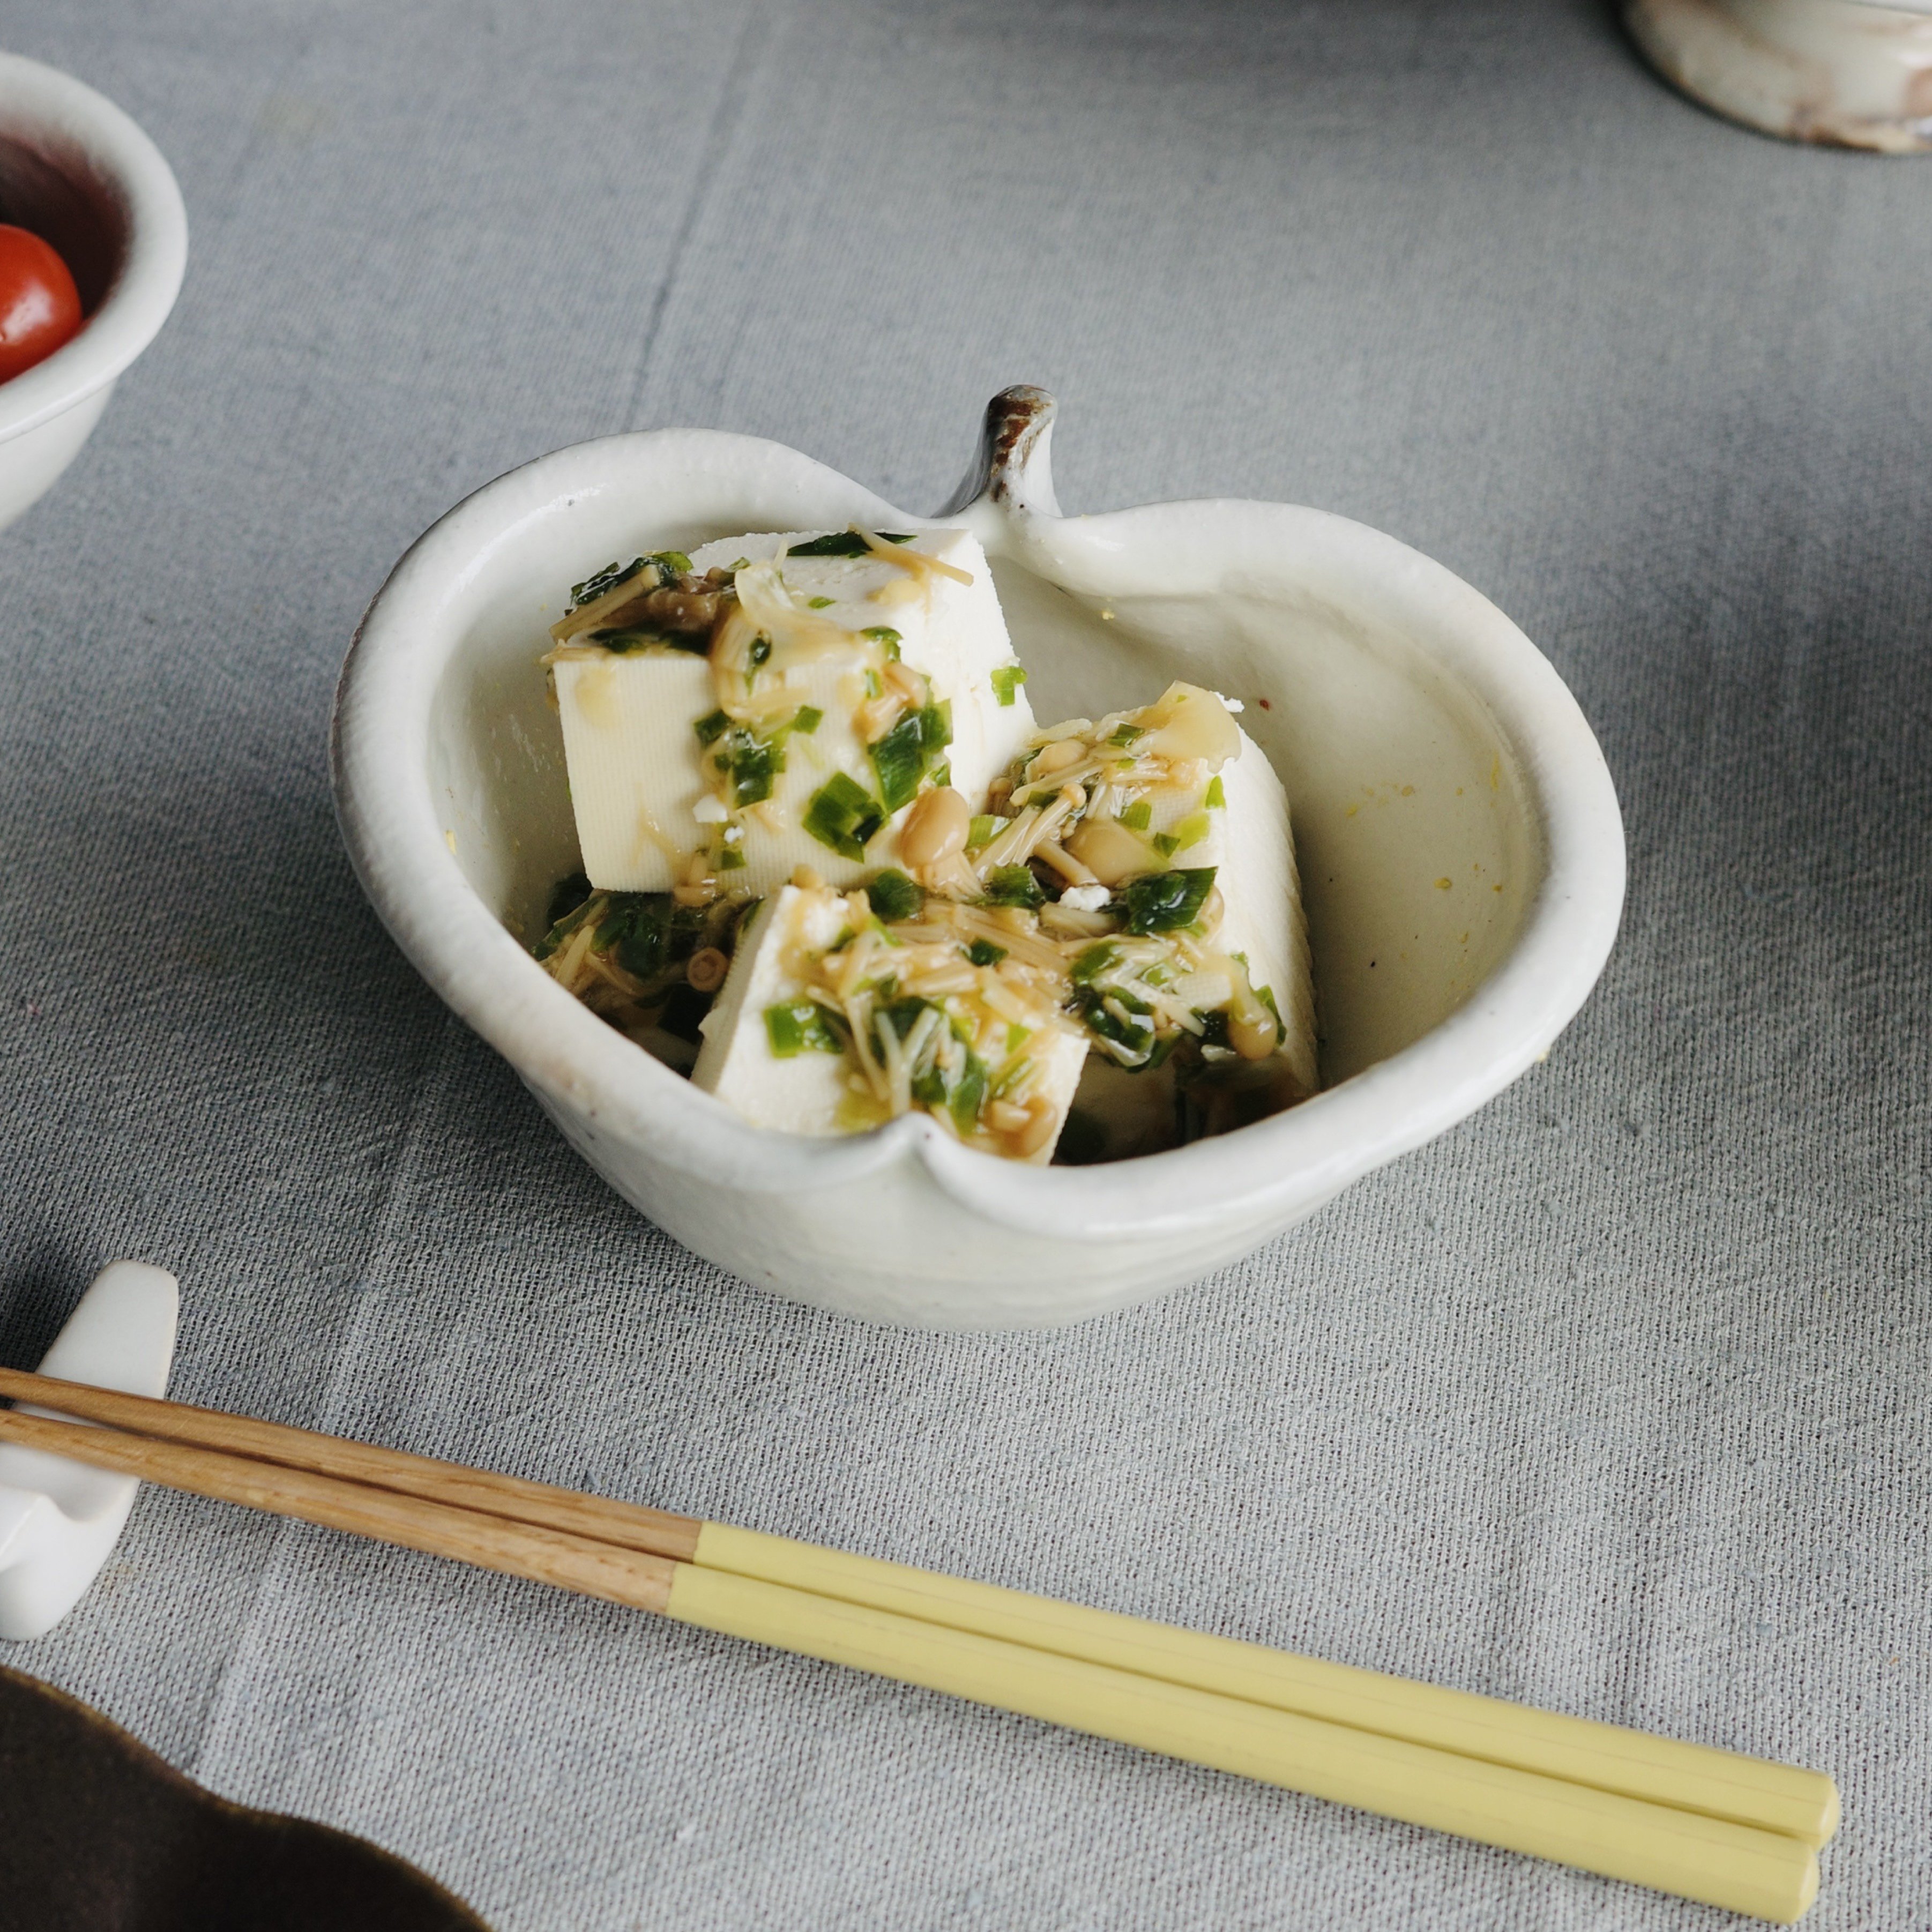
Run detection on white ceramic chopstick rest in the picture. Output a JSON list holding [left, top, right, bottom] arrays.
[[0, 1260, 178, 1640]]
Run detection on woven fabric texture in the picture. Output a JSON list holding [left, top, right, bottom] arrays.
[[1, 1, 1927, 1926]]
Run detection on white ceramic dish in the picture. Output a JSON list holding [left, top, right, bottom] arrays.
[[333, 389, 1625, 1328], [1625, 0, 1932, 152], [0, 52, 188, 533]]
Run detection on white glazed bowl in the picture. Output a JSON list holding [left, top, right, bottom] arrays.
[[1625, 0, 1932, 152], [333, 390, 1625, 1329], [0, 53, 188, 533]]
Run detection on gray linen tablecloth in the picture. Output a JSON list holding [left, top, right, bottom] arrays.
[[2, 1, 1927, 1925]]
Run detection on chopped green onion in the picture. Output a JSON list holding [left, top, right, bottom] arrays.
[[693, 711, 730, 746], [585, 891, 704, 981], [1119, 800, 1152, 831], [1152, 833, 1180, 857], [792, 705, 823, 734], [1169, 811, 1212, 852], [873, 994, 988, 1134], [1204, 775, 1226, 809], [1005, 1022, 1031, 1057], [589, 626, 677, 653], [1074, 986, 1155, 1063], [990, 666, 1027, 707], [1070, 943, 1116, 984], [866, 870, 924, 922], [869, 703, 952, 814], [967, 814, 1009, 852], [722, 730, 781, 807], [1122, 868, 1217, 935], [786, 531, 915, 558], [803, 773, 886, 861], [717, 847, 747, 871], [1255, 982, 1286, 1045], [966, 938, 1007, 968], [982, 864, 1043, 909], [948, 1053, 988, 1135], [1108, 723, 1146, 749], [807, 596, 834, 609], [543, 891, 739, 1005], [861, 626, 902, 658], [569, 557, 644, 607], [868, 716, 923, 814], [748, 635, 772, 668], [765, 1000, 846, 1057], [534, 889, 599, 961]]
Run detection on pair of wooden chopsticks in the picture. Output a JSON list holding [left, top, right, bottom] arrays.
[[0, 1367, 1833, 1923]]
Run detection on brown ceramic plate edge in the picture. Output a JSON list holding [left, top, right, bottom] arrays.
[[0, 1663, 493, 1932]]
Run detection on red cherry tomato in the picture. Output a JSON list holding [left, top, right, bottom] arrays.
[[0, 225, 83, 384]]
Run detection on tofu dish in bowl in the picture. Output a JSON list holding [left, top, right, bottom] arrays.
[[334, 385, 1623, 1323], [533, 523, 1319, 1166]]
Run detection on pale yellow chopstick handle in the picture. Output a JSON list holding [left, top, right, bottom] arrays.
[[693, 1525, 1838, 1849], [0, 1407, 1816, 1920], [666, 1562, 1817, 1924], [0, 1368, 1836, 1848]]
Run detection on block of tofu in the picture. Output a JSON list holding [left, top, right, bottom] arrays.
[[552, 526, 1035, 898], [1056, 730, 1317, 1158], [690, 887, 854, 1137], [550, 650, 715, 891], [984, 682, 1243, 897], [688, 527, 1036, 814], [1211, 725, 1319, 1096], [693, 883, 1090, 1162], [996, 687, 1317, 1101]]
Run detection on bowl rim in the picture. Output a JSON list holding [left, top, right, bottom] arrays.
[[0, 51, 188, 444], [333, 425, 1626, 1243]]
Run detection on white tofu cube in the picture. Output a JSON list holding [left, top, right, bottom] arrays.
[[688, 527, 1036, 816], [690, 887, 854, 1138], [693, 884, 1089, 1162], [1061, 726, 1318, 1153], [1128, 722, 1316, 1096], [551, 651, 715, 892], [1002, 687, 1318, 1103], [553, 527, 1034, 898], [1208, 725, 1318, 1096]]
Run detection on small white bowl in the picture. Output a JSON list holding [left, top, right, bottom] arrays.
[[1625, 0, 1932, 152], [333, 391, 1625, 1329], [0, 53, 187, 533]]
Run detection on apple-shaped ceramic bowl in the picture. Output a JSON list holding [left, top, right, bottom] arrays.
[[0, 53, 188, 534], [333, 389, 1625, 1328]]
